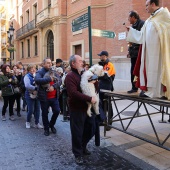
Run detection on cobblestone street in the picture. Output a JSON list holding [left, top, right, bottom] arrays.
[[0, 100, 158, 170]]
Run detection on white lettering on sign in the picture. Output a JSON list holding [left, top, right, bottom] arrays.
[[118, 32, 126, 40]]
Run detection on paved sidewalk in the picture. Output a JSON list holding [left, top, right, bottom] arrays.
[[103, 99, 170, 170], [0, 100, 159, 170]]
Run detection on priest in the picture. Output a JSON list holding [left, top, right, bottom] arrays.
[[126, 0, 170, 100]]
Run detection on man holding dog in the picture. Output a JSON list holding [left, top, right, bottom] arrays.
[[65, 55, 96, 165], [35, 58, 61, 136]]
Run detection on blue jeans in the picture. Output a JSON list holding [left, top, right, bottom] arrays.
[[40, 98, 60, 130], [26, 98, 40, 124]]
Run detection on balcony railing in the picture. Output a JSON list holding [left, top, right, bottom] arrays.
[[1, 38, 6, 46], [16, 19, 36, 38], [36, 7, 52, 24], [1, 52, 6, 58]]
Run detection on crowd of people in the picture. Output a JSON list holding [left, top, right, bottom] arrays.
[[0, 52, 115, 165], [0, 0, 169, 166], [0, 59, 70, 129]]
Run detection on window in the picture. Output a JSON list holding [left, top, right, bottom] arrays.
[[20, 16, 23, 27], [72, 0, 79, 2], [27, 39, 30, 57], [48, 0, 51, 6], [33, 3, 37, 21], [34, 36, 38, 56], [21, 42, 24, 58], [26, 10, 29, 23]]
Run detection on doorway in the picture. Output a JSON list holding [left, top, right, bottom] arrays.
[[74, 44, 82, 56], [47, 30, 54, 61]]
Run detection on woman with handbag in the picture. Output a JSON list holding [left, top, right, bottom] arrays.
[[24, 65, 43, 129], [0, 65, 18, 121]]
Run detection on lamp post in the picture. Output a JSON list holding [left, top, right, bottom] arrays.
[[7, 26, 15, 67]]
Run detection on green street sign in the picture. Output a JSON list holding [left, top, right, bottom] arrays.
[[72, 20, 88, 32], [92, 29, 116, 39], [72, 13, 88, 26], [72, 13, 89, 32]]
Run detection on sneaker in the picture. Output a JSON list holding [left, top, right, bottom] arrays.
[[9, 115, 15, 121], [1, 115, 6, 121], [75, 156, 84, 165], [34, 123, 43, 129], [44, 129, 50, 136], [26, 122, 31, 129]]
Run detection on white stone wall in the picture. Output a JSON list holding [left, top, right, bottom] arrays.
[[111, 57, 131, 92]]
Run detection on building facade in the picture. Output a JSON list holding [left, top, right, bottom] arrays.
[[0, 0, 10, 65], [8, 0, 170, 89], [10, 0, 170, 65]]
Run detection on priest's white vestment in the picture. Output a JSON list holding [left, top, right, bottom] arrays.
[[127, 7, 170, 100]]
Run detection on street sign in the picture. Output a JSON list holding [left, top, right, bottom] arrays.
[[72, 20, 88, 32], [72, 13, 88, 26], [92, 29, 116, 39], [72, 13, 88, 32]]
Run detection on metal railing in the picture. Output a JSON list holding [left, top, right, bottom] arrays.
[[1, 38, 6, 44], [16, 19, 36, 38], [1, 52, 6, 57]]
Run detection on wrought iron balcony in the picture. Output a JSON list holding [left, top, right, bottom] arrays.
[[1, 38, 6, 47], [16, 19, 38, 39], [1, 52, 6, 58]]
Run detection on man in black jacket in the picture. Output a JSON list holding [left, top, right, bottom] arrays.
[[35, 58, 61, 136], [65, 55, 97, 165], [127, 11, 144, 93]]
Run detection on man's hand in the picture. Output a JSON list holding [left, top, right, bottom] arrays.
[[47, 86, 54, 92], [126, 26, 130, 32], [127, 52, 130, 58], [91, 96, 97, 104]]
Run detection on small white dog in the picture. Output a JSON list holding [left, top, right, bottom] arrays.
[[80, 64, 105, 117]]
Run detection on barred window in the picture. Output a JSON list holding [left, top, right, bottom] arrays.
[[27, 39, 30, 57], [48, 0, 51, 6], [34, 36, 38, 56], [21, 42, 24, 58]]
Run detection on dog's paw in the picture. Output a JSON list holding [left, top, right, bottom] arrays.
[[87, 112, 92, 117]]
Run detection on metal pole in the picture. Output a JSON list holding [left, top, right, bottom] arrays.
[[10, 52, 12, 67], [88, 6, 92, 66]]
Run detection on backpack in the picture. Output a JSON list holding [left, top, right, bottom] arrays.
[[19, 75, 26, 93]]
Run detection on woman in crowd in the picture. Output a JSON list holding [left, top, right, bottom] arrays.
[[0, 65, 18, 121], [24, 64, 43, 129], [12, 65, 22, 117], [20, 68, 27, 111]]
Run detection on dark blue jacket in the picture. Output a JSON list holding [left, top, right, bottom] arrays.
[[35, 67, 61, 101]]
